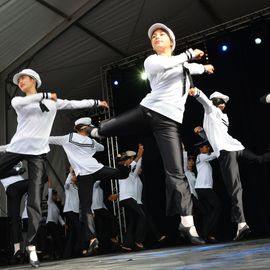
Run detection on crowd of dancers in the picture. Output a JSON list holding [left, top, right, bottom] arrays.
[[0, 22, 269, 268]]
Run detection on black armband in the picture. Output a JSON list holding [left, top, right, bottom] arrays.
[[185, 49, 193, 60]]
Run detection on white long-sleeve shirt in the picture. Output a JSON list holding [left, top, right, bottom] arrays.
[[91, 181, 107, 211], [183, 151, 197, 198], [195, 89, 244, 157], [7, 93, 100, 155], [63, 173, 79, 213], [195, 152, 217, 189], [1, 175, 25, 191], [140, 49, 205, 123], [49, 133, 104, 176], [46, 188, 65, 226], [119, 158, 143, 203]]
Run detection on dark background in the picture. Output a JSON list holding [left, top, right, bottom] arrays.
[[100, 21, 269, 247]]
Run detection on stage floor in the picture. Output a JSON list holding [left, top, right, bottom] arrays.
[[2, 238, 270, 269]]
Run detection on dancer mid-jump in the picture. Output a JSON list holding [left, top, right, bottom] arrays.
[[90, 23, 214, 244], [0, 69, 108, 267]]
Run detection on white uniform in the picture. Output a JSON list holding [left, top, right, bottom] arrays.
[[119, 158, 143, 202], [46, 188, 65, 226], [91, 181, 106, 212], [1, 175, 25, 191], [7, 94, 100, 155], [195, 89, 244, 157], [63, 173, 79, 214], [48, 133, 104, 176], [183, 151, 197, 198], [134, 158, 143, 204], [141, 50, 205, 123], [195, 153, 217, 189]]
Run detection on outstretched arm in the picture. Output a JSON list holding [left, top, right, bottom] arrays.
[[11, 92, 56, 110], [194, 126, 208, 140], [48, 135, 68, 146], [184, 63, 214, 75], [189, 87, 213, 114], [55, 98, 109, 110], [144, 48, 204, 75]]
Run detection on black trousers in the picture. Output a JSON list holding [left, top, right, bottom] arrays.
[[94, 208, 118, 239], [63, 211, 82, 259], [120, 198, 146, 247], [6, 180, 28, 244], [138, 204, 163, 241], [46, 221, 64, 257], [77, 166, 127, 240], [94, 208, 119, 251], [195, 188, 221, 238], [0, 152, 47, 245], [219, 149, 270, 223], [218, 150, 244, 223], [99, 105, 192, 216]]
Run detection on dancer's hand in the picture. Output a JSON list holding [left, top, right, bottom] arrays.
[[108, 194, 118, 201], [194, 126, 203, 134], [188, 87, 198, 96], [99, 100, 109, 109], [193, 49, 204, 60], [204, 64, 214, 74]]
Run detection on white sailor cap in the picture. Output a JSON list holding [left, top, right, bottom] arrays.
[[13, 69, 42, 88], [125, 151, 136, 157], [74, 117, 94, 126], [116, 150, 136, 162], [148, 23, 176, 51], [209, 91, 229, 103]]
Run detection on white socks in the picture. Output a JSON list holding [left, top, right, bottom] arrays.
[[181, 215, 194, 227], [189, 226, 199, 237], [14, 243, 20, 254], [27, 245, 38, 262], [238, 222, 247, 231], [180, 215, 199, 237]]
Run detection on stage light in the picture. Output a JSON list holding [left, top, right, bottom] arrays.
[[140, 71, 147, 80], [113, 80, 119, 86], [221, 44, 228, 52], [250, 23, 267, 46], [254, 37, 262, 45]]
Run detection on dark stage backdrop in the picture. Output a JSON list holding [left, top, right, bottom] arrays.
[[107, 22, 270, 245]]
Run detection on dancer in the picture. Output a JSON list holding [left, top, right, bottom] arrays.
[[91, 180, 120, 252], [0, 159, 28, 264], [62, 168, 81, 259], [194, 140, 221, 243], [45, 178, 66, 259], [189, 87, 270, 241], [48, 117, 130, 256], [89, 23, 214, 244], [182, 147, 198, 200], [0, 68, 108, 267], [117, 145, 146, 251]]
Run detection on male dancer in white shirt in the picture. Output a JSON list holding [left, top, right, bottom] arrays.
[[194, 140, 221, 243], [0, 68, 108, 267], [189, 87, 270, 241], [45, 178, 66, 259], [48, 117, 130, 257], [62, 168, 81, 259]]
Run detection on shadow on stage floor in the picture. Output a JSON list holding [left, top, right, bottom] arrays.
[[2, 238, 270, 270]]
